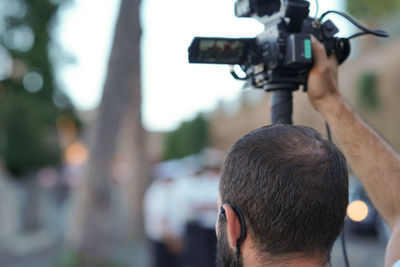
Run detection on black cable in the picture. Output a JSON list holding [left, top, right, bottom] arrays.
[[325, 122, 332, 141], [319, 10, 389, 38], [347, 32, 378, 40], [326, 122, 350, 267], [341, 229, 351, 267]]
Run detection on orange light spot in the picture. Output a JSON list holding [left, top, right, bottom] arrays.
[[347, 200, 369, 222], [65, 142, 88, 166]]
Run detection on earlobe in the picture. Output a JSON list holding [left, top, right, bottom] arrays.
[[222, 203, 242, 249]]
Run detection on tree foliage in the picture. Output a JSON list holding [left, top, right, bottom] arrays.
[[0, 0, 77, 178], [347, 0, 400, 18], [357, 72, 379, 111], [163, 114, 209, 160]]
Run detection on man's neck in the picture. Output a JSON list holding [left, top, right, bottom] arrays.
[[242, 245, 329, 267], [243, 256, 330, 267]]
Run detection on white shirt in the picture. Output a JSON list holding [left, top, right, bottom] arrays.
[[173, 171, 220, 230], [143, 180, 177, 241]]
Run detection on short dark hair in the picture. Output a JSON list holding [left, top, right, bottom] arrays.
[[220, 124, 348, 262]]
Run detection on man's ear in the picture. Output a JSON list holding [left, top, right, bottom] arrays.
[[222, 203, 242, 249]]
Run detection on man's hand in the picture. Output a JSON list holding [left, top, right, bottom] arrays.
[[306, 35, 400, 267], [307, 35, 342, 116]]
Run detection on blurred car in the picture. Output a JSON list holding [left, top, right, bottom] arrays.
[[346, 174, 391, 243]]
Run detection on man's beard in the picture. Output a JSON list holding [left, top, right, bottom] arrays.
[[216, 220, 243, 267]]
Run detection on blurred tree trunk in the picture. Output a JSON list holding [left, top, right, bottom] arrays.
[[122, 93, 149, 238], [68, 0, 147, 264]]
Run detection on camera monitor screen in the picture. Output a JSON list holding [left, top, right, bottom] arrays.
[[188, 37, 256, 65]]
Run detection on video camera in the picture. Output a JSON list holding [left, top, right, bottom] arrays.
[[188, 0, 388, 124]]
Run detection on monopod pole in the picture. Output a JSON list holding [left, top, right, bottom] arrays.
[[270, 90, 293, 124]]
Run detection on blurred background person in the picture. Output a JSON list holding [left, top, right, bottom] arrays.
[[173, 148, 223, 267], [144, 161, 185, 267]]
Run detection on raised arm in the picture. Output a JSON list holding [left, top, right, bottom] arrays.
[[307, 36, 400, 267]]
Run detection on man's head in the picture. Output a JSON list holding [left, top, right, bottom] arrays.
[[216, 124, 348, 266]]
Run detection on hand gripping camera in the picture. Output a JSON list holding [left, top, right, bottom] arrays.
[[188, 0, 388, 124]]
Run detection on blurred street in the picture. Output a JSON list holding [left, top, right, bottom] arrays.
[[0, 229, 387, 267], [0, 240, 64, 267], [0, 239, 151, 267]]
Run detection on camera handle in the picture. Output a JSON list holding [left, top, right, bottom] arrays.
[[266, 84, 296, 125], [270, 91, 293, 124]]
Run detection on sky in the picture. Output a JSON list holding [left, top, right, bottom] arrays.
[[56, 0, 348, 131]]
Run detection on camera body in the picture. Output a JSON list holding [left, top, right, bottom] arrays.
[[188, 0, 350, 91]]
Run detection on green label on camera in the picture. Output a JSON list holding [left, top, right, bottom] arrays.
[[304, 39, 312, 59]]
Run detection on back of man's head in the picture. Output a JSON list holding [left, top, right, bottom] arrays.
[[220, 124, 348, 263]]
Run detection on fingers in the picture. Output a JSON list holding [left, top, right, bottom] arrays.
[[308, 35, 342, 112], [310, 35, 329, 67]]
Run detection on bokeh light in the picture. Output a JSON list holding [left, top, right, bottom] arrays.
[[3, 25, 35, 52], [347, 200, 369, 222], [23, 71, 44, 93], [65, 142, 88, 166]]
